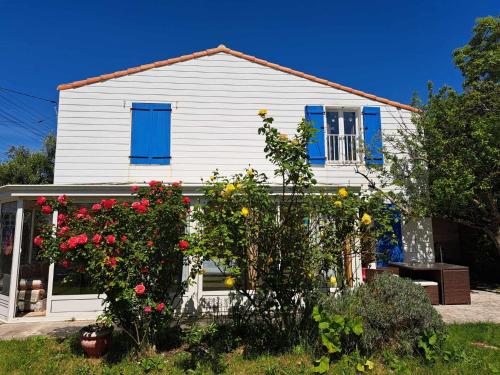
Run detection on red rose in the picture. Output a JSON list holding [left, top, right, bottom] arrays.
[[131, 185, 139, 192], [106, 235, 116, 245], [59, 242, 68, 252], [36, 196, 47, 206], [121, 235, 127, 242], [131, 202, 147, 213], [62, 260, 71, 269], [159, 187, 164, 192], [147, 241, 154, 247], [149, 180, 161, 187], [78, 207, 88, 215], [92, 234, 102, 244], [178, 240, 189, 250], [172, 182, 180, 188], [144, 306, 152, 313], [57, 213, 67, 226], [134, 284, 146, 295], [76, 234, 88, 245], [141, 198, 150, 207], [33, 236, 43, 247], [68, 237, 79, 249], [122, 202, 129, 207], [106, 257, 118, 267], [156, 302, 165, 312], [57, 195, 68, 205], [101, 199, 117, 210], [92, 203, 102, 212], [182, 197, 191, 205], [57, 226, 70, 237], [41, 205, 53, 215]]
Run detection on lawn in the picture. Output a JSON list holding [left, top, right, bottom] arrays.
[[0, 323, 498, 375]]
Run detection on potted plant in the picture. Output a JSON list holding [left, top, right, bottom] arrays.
[[79, 315, 114, 358]]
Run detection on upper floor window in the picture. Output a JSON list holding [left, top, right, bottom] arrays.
[[130, 103, 171, 165], [325, 109, 360, 163]]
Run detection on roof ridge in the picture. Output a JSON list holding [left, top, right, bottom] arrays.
[[57, 45, 419, 112]]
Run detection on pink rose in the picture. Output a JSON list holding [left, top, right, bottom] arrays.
[[106, 257, 118, 267], [121, 235, 127, 242], [57, 195, 68, 205], [57, 226, 70, 237], [144, 306, 152, 313], [36, 196, 47, 206], [131, 185, 139, 192], [59, 242, 68, 252], [41, 205, 53, 215], [149, 180, 161, 187], [172, 182, 180, 188], [77, 234, 88, 245], [68, 237, 79, 249], [156, 303, 166, 312], [134, 284, 146, 295], [92, 234, 102, 244], [106, 235, 116, 245], [92, 203, 102, 212], [147, 241, 154, 247], [141, 198, 150, 207], [101, 199, 117, 210]]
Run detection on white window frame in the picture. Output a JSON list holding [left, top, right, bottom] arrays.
[[324, 107, 363, 164]]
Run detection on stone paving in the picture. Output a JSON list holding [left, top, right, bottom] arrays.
[[434, 289, 500, 324], [0, 320, 94, 340], [0, 290, 498, 340]]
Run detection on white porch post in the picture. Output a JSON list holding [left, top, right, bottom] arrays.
[[6, 199, 23, 321], [45, 210, 58, 317]]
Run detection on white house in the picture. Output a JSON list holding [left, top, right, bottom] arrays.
[[0, 45, 434, 323]]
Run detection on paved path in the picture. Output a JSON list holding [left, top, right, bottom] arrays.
[[435, 290, 500, 324], [0, 320, 94, 340]]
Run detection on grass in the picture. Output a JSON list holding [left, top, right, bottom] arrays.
[[0, 323, 498, 374]]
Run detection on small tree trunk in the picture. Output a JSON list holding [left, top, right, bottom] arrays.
[[344, 239, 353, 287]]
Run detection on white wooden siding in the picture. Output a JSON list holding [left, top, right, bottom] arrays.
[[54, 52, 414, 186]]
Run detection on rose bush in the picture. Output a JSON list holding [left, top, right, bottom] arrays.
[[34, 182, 193, 353], [189, 112, 394, 348]]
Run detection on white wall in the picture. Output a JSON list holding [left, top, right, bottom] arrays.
[[54, 52, 414, 186]]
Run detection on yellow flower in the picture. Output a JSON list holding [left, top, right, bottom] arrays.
[[224, 276, 235, 288], [246, 168, 254, 177], [258, 109, 268, 117], [225, 183, 236, 194], [209, 175, 216, 181], [329, 276, 337, 286], [236, 183, 242, 189], [334, 200, 342, 207], [279, 133, 289, 141], [338, 188, 348, 198], [241, 207, 250, 217], [361, 213, 372, 225]]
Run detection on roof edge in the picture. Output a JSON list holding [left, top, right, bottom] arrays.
[[57, 45, 419, 113]]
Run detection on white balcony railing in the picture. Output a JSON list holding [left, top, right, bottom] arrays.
[[326, 134, 360, 163]]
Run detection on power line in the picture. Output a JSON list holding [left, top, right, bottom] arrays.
[[0, 93, 55, 132], [0, 86, 57, 104]]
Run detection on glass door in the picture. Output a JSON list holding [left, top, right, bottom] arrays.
[[0, 202, 17, 320], [15, 205, 50, 318]]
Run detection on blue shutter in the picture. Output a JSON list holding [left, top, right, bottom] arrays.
[[376, 205, 404, 266], [130, 103, 171, 165], [305, 105, 326, 165], [362, 107, 383, 166]]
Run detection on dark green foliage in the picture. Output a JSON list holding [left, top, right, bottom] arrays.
[[0, 133, 55, 185], [320, 273, 447, 356]]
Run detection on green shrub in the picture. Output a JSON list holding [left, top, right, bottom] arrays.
[[320, 273, 446, 356]]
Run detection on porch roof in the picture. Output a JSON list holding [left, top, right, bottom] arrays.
[[0, 183, 357, 200]]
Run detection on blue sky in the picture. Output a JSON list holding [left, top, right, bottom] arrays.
[[0, 0, 497, 154]]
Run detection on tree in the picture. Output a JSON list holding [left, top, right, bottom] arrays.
[[362, 16, 500, 253], [0, 134, 56, 185]]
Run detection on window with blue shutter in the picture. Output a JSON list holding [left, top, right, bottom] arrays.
[[305, 105, 326, 165], [376, 205, 404, 266], [362, 106, 383, 166], [130, 103, 171, 165]]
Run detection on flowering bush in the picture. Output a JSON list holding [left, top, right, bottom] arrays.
[[34, 182, 192, 352], [189, 112, 393, 348]]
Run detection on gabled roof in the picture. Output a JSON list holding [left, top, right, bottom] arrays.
[[57, 45, 418, 112]]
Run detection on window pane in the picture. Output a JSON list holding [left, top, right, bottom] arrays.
[[326, 112, 340, 134], [343, 112, 356, 134], [202, 260, 232, 291], [0, 202, 17, 296]]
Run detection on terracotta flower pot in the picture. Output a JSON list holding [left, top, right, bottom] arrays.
[[79, 325, 114, 358]]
